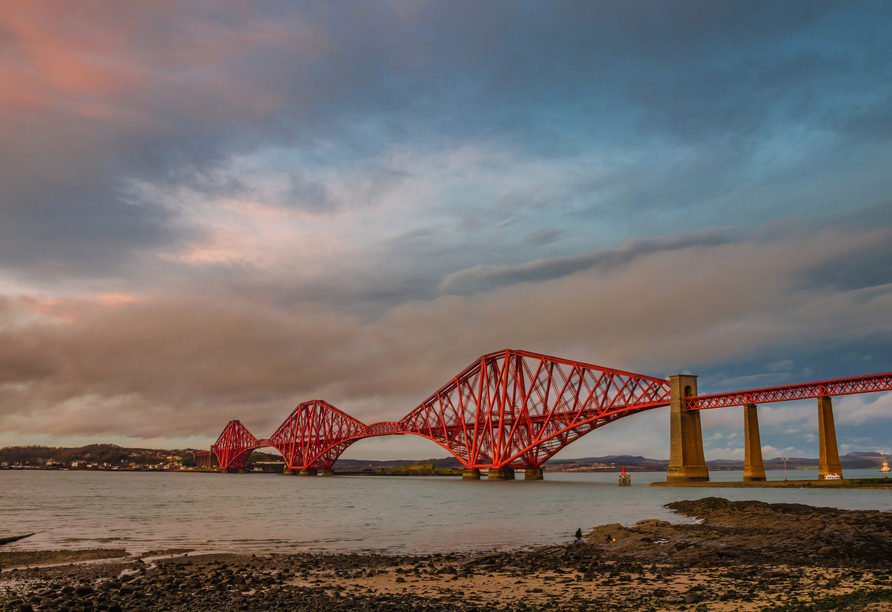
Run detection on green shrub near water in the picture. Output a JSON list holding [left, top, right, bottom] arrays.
[[376, 462, 462, 476]]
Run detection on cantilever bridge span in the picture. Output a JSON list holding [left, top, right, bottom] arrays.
[[211, 349, 672, 478], [209, 349, 892, 481]]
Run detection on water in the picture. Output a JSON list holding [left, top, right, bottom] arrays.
[[1, 470, 890, 556]]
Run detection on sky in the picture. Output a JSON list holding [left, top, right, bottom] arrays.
[[1, 1, 891, 463]]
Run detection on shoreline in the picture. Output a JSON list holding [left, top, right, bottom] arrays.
[[2, 497, 892, 611], [652, 476, 892, 488]]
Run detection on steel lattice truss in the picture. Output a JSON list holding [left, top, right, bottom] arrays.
[[269, 400, 366, 471], [208, 350, 672, 471], [209, 353, 891, 472], [398, 349, 671, 469], [211, 420, 260, 471], [364, 422, 403, 436], [687, 371, 892, 410]]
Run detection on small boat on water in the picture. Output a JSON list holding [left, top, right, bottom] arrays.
[[881, 457, 891, 473]]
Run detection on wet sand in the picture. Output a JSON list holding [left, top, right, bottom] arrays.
[[1, 497, 891, 611]]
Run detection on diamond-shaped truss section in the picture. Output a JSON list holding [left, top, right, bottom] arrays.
[[269, 400, 367, 471], [399, 349, 671, 469], [212, 420, 261, 471]]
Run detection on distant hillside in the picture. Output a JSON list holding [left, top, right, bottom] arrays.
[[545, 453, 888, 472], [3, 444, 888, 472], [334, 456, 463, 469], [0, 444, 199, 467]]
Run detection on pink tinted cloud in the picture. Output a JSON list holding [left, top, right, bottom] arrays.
[[0, 2, 315, 123], [0, 222, 890, 445], [18, 294, 142, 323]]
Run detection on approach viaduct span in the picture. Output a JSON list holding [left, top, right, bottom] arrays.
[[206, 349, 892, 482]]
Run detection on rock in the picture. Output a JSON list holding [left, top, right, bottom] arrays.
[[685, 592, 703, 603], [634, 520, 672, 530], [0, 533, 36, 545], [587, 524, 628, 544]]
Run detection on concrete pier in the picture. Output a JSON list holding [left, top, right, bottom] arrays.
[[282, 468, 293, 475], [487, 467, 516, 480], [524, 468, 544, 480], [743, 403, 766, 482], [818, 396, 843, 480], [321, 469, 335, 477], [299, 468, 318, 476], [666, 374, 709, 483], [462, 469, 481, 480]]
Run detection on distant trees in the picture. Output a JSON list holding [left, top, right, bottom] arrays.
[[0, 444, 205, 468]]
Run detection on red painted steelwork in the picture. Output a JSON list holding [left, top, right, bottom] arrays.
[[210, 355, 892, 474], [269, 400, 366, 471], [364, 422, 404, 436], [398, 349, 671, 470], [687, 371, 892, 410], [211, 420, 260, 471], [209, 350, 672, 472]]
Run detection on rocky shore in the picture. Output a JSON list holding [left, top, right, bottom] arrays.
[[2, 497, 891, 612]]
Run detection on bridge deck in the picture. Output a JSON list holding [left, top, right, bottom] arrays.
[[687, 371, 892, 410]]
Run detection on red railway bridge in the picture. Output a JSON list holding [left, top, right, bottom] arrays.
[[207, 349, 892, 481]]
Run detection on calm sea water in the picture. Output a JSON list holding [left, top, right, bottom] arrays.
[[1, 469, 890, 556]]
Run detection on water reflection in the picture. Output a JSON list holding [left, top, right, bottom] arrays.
[[1, 470, 889, 555]]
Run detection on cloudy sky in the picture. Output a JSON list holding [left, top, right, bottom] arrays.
[[1, 1, 891, 462]]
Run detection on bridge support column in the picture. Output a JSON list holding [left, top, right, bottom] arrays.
[[299, 468, 318, 476], [743, 403, 766, 482], [462, 469, 481, 480], [283, 468, 293, 475], [818, 396, 843, 480], [667, 374, 709, 483], [524, 468, 544, 480], [321, 469, 335, 477], [488, 468, 515, 480]]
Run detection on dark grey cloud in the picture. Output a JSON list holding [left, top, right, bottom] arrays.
[[439, 228, 739, 294], [2, 0, 890, 283], [0, 180, 186, 278]]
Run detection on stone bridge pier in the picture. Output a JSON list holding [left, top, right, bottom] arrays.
[[818, 396, 843, 479], [743, 403, 766, 481], [667, 373, 845, 483], [666, 374, 709, 483]]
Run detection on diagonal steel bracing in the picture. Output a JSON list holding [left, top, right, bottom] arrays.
[[211, 420, 261, 471], [398, 349, 671, 469], [687, 372, 892, 410], [208, 350, 673, 472]]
